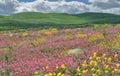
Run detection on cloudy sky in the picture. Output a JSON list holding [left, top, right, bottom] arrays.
[[0, 0, 120, 15]]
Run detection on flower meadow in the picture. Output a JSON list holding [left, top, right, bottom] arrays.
[[0, 25, 120, 76]]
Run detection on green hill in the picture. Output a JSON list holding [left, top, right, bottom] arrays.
[[0, 12, 120, 30]]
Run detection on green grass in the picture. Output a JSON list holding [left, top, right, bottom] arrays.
[[0, 12, 120, 30]]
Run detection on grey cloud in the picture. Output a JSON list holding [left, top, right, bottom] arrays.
[[0, 0, 19, 15], [89, 0, 120, 9]]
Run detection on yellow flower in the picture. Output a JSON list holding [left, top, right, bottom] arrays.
[[91, 68, 95, 72], [82, 63, 88, 67], [49, 28, 58, 33], [48, 73, 53, 76], [78, 73, 82, 75], [102, 62, 105, 65], [104, 57, 107, 61], [83, 60, 87, 64], [89, 56, 93, 60], [64, 35, 72, 40], [45, 31, 52, 35], [46, 66, 49, 69], [77, 66, 81, 72], [89, 60, 97, 66], [114, 69, 118, 72], [62, 74, 65, 76], [105, 70, 108, 73], [94, 62, 97, 66], [88, 33, 104, 42], [76, 33, 87, 38], [92, 74, 97, 76], [53, 72, 56, 75], [114, 54, 118, 58], [56, 66, 59, 69], [2, 48, 9, 51], [108, 57, 112, 62], [96, 69, 101, 74], [103, 54, 106, 57], [104, 64, 109, 69], [34, 71, 39, 75], [44, 74, 48, 76], [89, 61, 93, 66], [57, 72, 62, 76], [22, 32, 28, 37], [61, 64, 66, 69], [82, 69, 88, 74], [116, 63, 120, 68], [93, 52, 97, 57], [112, 70, 115, 73], [96, 57, 100, 62]]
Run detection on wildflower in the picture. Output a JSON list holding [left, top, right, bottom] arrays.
[[50, 28, 58, 33], [35, 71, 39, 75], [53, 72, 56, 76], [62, 74, 65, 76], [102, 62, 105, 65], [78, 73, 82, 76], [44, 74, 48, 76], [116, 63, 120, 68], [56, 66, 59, 69], [114, 54, 118, 58], [89, 60, 97, 66], [96, 69, 101, 74], [108, 57, 112, 62], [91, 68, 95, 72], [77, 66, 81, 72], [96, 57, 100, 62], [83, 60, 87, 64], [61, 64, 66, 69], [45, 31, 52, 35], [104, 64, 109, 69], [114, 69, 118, 72], [88, 33, 104, 42], [112, 70, 115, 73], [103, 54, 106, 57], [92, 74, 97, 76], [104, 57, 107, 61], [82, 69, 88, 74], [76, 33, 87, 38], [22, 32, 28, 37], [93, 52, 97, 57], [105, 70, 108, 73], [57, 72, 62, 76], [82, 63, 88, 67], [89, 56, 93, 60], [48, 73, 52, 76], [46, 66, 49, 69], [44, 73, 53, 76]]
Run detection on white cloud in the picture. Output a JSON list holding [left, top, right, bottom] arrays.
[[0, 0, 120, 15], [15, 0, 89, 14]]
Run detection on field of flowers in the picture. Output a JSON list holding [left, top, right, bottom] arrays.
[[0, 25, 120, 76]]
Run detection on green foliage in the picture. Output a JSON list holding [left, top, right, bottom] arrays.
[[5, 55, 9, 62], [0, 12, 120, 30], [69, 69, 77, 76], [5, 69, 10, 76]]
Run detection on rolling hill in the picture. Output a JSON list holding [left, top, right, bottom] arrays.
[[0, 12, 120, 30]]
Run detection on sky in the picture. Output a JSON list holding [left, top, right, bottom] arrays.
[[0, 0, 120, 15], [19, 0, 89, 4]]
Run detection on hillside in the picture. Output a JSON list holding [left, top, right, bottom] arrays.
[[0, 12, 120, 30]]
